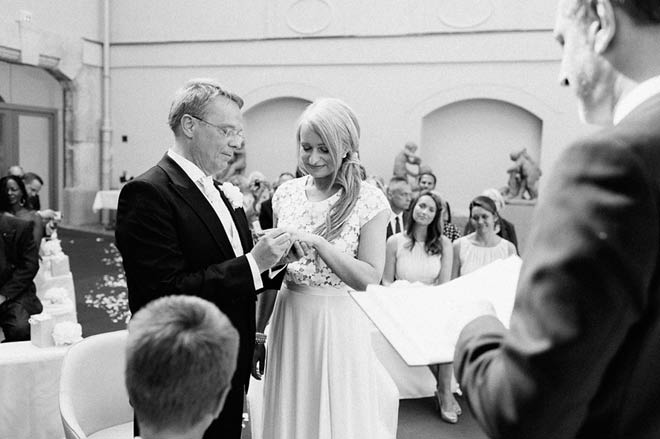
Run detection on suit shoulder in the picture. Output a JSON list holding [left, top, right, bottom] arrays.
[[557, 126, 647, 176], [132, 163, 169, 185], [120, 165, 169, 194]]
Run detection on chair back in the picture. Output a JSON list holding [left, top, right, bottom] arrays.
[[59, 330, 132, 439]]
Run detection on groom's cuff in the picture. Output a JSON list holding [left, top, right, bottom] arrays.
[[269, 265, 286, 279], [246, 253, 264, 291]]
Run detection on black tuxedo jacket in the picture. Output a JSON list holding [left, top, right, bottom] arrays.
[[0, 213, 39, 305], [455, 94, 660, 439], [115, 154, 283, 392]]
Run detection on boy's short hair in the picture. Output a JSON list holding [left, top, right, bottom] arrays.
[[125, 295, 239, 431]]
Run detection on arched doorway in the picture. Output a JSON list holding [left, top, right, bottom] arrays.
[[421, 98, 542, 215]]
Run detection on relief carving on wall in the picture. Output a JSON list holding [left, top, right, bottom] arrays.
[[286, 0, 333, 35], [437, 0, 494, 29]]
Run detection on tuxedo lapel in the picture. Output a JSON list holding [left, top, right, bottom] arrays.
[[157, 155, 236, 259], [216, 184, 253, 252]]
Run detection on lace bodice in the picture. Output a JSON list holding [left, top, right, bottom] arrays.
[[273, 177, 390, 288]]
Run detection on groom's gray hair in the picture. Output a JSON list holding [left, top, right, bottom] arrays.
[[126, 295, 239, 431], [168, 78, 244, 132]]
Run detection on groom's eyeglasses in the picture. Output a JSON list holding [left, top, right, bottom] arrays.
[[188, 114, 245, 140]]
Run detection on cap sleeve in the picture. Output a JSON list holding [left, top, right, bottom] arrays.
[[358, 182, 391, 228]]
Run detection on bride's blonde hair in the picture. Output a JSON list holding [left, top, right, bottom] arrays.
[[296, 98, 362, 242]]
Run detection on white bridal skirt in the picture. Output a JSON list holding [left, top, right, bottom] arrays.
[[259, 283, 399, 439]]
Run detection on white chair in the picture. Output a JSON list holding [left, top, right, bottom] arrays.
[[59, 330, 133, 439]]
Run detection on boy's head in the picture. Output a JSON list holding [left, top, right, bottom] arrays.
[[125, 295, 239, 436]]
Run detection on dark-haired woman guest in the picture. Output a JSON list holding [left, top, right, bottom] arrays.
[[383, 191, 460, 423], [0, 175, 43, 246]]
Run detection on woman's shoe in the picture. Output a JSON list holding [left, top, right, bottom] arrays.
[[434, 391, 458, 424]]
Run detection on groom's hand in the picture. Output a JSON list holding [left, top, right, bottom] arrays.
[[251, 229, 292, 272], [252, 344, 266, 380]]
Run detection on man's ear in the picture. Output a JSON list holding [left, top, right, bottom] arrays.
[[180, 115, 195, 139], [593, 0, 616, 54]]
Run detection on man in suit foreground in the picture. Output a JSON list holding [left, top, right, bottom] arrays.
[[126, 295, 239, 439], [454, 1, 660, 438], [116, 78, 291, 439]]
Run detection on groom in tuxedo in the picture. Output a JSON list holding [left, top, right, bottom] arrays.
[[454, 1, 660, 438], [116, 78, 291, 439]]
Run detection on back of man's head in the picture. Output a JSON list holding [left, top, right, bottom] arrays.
[[126, 295, 239, 436], [612, 0, 660, 23]]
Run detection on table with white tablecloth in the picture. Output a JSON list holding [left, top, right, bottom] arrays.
[[0, 342, 70, 439], [92, 189, 121, 228], [92, 190, 121, 213]]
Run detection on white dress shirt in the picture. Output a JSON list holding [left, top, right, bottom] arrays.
[[167, 149, 263, 290], [613, 74, 660, 125]]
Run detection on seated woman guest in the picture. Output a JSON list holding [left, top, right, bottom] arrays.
[[0, 176, 44, 246], [452, 195, 516, 278], [464, 188, 518, 253], [382, 191, 460, 423]]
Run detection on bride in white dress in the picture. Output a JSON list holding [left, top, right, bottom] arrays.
[[256, 98, 399, 439]]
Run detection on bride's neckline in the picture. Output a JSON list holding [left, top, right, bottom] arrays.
[[304, 176, 342, 202]]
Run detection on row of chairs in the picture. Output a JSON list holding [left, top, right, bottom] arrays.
[[59, 330, 133, 439]]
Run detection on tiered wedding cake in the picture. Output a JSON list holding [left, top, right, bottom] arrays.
[[30, 231, 80, 347], [34, 231, 77, 315]]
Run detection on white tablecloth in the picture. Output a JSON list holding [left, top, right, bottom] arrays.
[[92, 190, 121, 212], [0, 342, 71, 439]]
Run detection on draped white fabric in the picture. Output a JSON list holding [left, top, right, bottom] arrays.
[[0, 342, 70, 439]]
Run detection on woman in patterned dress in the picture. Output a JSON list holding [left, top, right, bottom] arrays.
[[256, 98, 398, 439]]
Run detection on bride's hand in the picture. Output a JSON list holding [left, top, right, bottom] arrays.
[[282, 229, 321, 257], [280, 242, 305, 263]]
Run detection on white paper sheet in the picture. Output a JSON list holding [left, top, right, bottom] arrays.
[[351, 255, 522, 366]]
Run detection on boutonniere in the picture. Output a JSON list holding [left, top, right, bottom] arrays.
[[220, 182, 244, 210]]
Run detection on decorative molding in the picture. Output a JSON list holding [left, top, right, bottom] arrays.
[[0, 45, 20, 62], [437, 0, 494, 29], [39, 54, 60, 69], [286, 0, 333, 35]]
